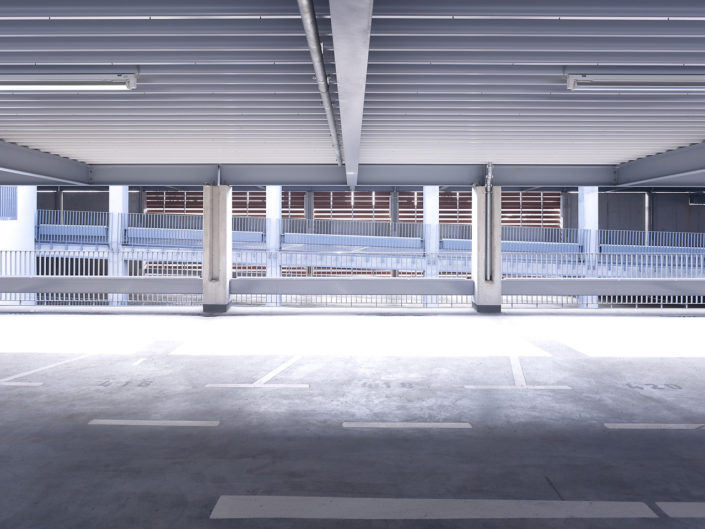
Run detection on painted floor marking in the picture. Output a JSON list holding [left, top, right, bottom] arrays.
[[464, 385, 572, 390], [209, 496, 656, 520], [510, 355, 527, 387], [657, 502, 705, 518], [206, 355, 309, 389], [604, 423, 705, 430], [343, 422, 472, 429], [0, 354, 91, 387], [132, 358, 146, 366], [89, 419, 219, 427], [465, 355, 571, 390]]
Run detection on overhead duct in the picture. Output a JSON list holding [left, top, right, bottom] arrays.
[[297, 0, 342, 166]]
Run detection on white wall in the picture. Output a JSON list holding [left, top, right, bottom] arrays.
[[0, 186, 36, 251]]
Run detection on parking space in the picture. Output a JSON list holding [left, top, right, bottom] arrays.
[[2, 310, 705, 528]]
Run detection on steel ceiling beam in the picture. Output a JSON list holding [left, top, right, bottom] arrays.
[[617, 142, 705, 187], [82, 164, 615, 186], [329, 0, 374, 187], [0, 140, 89, 185]]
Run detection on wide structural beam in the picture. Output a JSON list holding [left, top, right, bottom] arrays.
[[617, 142, 705, 187], [0, 140, 89, 185], [329, 0, 374, 187], [86, 164, 614, 187]]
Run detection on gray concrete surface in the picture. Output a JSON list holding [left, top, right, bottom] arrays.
[[1, 309, 705, 528]]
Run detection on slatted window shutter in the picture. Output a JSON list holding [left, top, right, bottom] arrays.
[[313, 191, 391, 220]]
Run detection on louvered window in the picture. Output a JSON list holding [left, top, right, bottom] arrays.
[[144, 190, 305, 218], [313, 191, 390, 220]]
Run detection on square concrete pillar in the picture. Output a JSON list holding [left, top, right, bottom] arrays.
[[108, 185, 129, 251], [108, 186, 129, 305], [203, 185, 232, 313], [423, 186, 440, 306], [266, 186, 282, 305], [578, 186, 599, 307], [472, 185, 502, 313]]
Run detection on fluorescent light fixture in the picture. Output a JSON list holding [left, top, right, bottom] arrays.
[[0, 73, 137, 91], [567, 74, 705, 92]]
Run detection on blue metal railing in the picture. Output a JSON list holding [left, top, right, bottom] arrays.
[[36, 209, 110, 245]]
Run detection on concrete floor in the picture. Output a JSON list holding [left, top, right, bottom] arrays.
[[1, 308, 705, 528]]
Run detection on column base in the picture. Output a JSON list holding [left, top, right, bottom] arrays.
[[203, 303, 231, 314], [473, 303, 501, 314]]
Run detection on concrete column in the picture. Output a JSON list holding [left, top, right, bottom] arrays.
[[472, 185, 502, 313], [423, 186, 440, 306], [423, 186, 440, 274], [266, 186, 282, 305], [108, 186, 128, 250], [57, 187, 64, 222], [390, 190, 400, 276], [645, 191, 652, 244], [304, 190, 314, 236], [0, 186, 37, 304], [578, 186, 599, 307], [578, 186, 599, 252], [390, 189, 399, 237], [108, 186, 129, 305], [304, 191, 314, 276], [202, 185, 232, 313]]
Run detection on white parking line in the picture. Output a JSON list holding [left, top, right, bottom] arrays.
[[604, 423, 705, 430], [209, 496, 657, 519], [132, 358, 146, 366], [89, 419, 219, 427], [206, 383, 310, 388], [657, 502, 705, 518], [465, 356, 571, 390], [509, 355, 527, 387], [253, 356, 304, 385], [343, 422, 472, 429], [0, 354, 91, 387], [206, 355, 309, 389]]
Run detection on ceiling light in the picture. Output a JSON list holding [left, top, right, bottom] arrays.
[[0, 74, 137, 91], [567, 74, 705, 92]]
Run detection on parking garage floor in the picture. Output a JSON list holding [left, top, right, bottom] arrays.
[[2, 308, 705, 528]]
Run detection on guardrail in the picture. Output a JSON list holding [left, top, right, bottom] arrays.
[[502, 226, 582, 244], [503, 252, 705, 279], [281, 218, 423, 238], [600, 229, 705, 248], [25, 213, 705, 308], [36, 210, 110, 245]]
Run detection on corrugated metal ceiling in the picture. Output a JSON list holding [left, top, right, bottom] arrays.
[[0, 0, 705, 166]]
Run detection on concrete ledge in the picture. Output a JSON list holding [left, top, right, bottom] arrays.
[[283, 233, 423, 249], [0, 276, 201, 294], [230, 278, 475, 296], [503, 278, 705, 296]]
